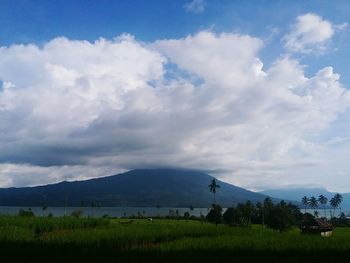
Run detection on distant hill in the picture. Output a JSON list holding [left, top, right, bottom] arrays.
[[260, 188, 350, 211], [0, 169, 272, 207]]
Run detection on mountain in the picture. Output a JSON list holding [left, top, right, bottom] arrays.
[[260, 188, 350, 211], [0, 169, 271, 207], [260, 188, 331, 202]]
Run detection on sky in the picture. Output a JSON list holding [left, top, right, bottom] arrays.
[[0, 0, 350, 192]]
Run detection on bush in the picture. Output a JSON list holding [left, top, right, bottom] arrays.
[[70, 210, 83, 218], [18, 209, 35, 217]]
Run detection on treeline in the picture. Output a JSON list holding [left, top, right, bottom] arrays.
[[301, 193, 343, 218], [206, 198, 303, 232], [206, 197, 350, 231], [207, 179, 305, 232]]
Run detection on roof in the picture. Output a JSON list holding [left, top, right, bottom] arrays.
[[314, 219, 332, 228], [301, 218, 332, 232]]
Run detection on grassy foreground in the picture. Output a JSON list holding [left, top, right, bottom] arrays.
[[1, 216, 350, 262]]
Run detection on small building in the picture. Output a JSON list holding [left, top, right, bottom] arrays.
[[301, 218, 332, 237]]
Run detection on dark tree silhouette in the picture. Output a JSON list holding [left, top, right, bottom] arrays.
[[206, 204, 222, 226], [330, 193, 343, 218], [266, 201, 294, 233], [223, 207, 236, 225], [334, 193, 343, 212], [301, 196, 309, 213], [256, 202, 264, 226], [208, 178, 220, 204], [263, 197, 274, 226], [318, 195, 328, 218], [309, 196, 318, 216]]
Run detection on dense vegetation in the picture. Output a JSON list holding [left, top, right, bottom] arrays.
[[1, 215, 350, 262], [206, 198, 303, 232]]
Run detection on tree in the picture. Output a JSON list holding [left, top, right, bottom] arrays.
[[286, 202, 303, 225], [206, 204, 222, 226], [334, 193, 343, 213], [309, 196, 318, 215], [228, 201, 255, 227], [266, 202, 294, 233], [238, 201, 255, 226], [42, 205, 48, 217], [318, 195, 328, 218], [336, 212, 349, 227], [263, 197, 274, 227], [208, 178, 220, 204], [301, 196, 309, 213], [255, 202, 264, 226], [314, 210, 319, 218], [330, 193, 343, 218], [184, 211, 190, 219], [223, 207, 236, 225]]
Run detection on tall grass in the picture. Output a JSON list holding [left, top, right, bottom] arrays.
[[0, 216, 109, 236], [1, 217, 350, 262]]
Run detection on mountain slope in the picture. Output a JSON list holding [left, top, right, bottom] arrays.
[[0, 169, 270, 207]]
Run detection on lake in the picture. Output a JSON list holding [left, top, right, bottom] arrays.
[[302, 208, 345, 218], [0, 206, 211, 218], [0, 206, 346, 218]]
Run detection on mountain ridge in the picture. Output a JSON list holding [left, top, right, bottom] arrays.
[[0, 169, 272, 207]]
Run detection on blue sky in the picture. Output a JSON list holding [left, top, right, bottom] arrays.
[[0, 0, 350, 191], [1, 0, 349, 84]]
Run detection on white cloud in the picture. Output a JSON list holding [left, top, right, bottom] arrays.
[[0, 30, 350, 191], [155, 31, 265, 88], [283, 13, 345, 54], [184, 0, 205, 14]]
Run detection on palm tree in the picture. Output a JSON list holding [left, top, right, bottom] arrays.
[[330, 193, 343, 218], [318, 195, 328, 218], [309, 196, 318, 215], [301, 196, 309, 213], [329, 195, 341, 221], [334, 193, 343, 212], [208, 178, 220, 204]]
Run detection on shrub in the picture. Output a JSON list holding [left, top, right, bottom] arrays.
[[18, 209, 35, 217], [70, 210, 83, 218]]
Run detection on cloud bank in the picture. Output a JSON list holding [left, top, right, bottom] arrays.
[[0, 27, 350, 190]]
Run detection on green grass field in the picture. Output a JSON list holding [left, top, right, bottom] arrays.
[[1, 216, 350, 262]]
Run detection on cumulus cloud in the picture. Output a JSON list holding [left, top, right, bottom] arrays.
[[0, 29, 350, 190], [184, 0, 205, 14], [283, 13, 345, 54]]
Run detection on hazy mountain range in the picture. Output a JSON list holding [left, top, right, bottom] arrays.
[[260, 188, 350, 211], [0, 169, 273, 207]]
